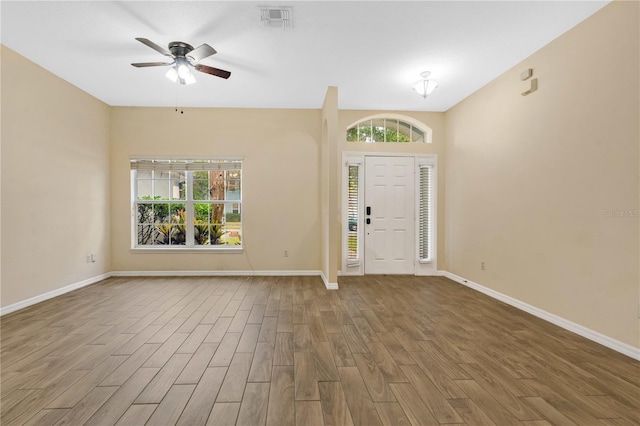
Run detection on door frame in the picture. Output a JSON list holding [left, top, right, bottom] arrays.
[[341, 152, 438, 276]]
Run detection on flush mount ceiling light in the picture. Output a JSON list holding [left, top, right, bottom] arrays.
[[413, 71, 439, 98]]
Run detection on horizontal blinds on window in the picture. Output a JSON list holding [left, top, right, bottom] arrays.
[[419, 165, 431, 261], [131, 160, 241, 171], [347, 165, 359, 261]]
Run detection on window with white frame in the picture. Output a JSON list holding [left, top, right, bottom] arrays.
[[347, 164, 360, 262], [347, 118, 427, 143], [131, 159, 242, 249], [418, 164, 433, 261]]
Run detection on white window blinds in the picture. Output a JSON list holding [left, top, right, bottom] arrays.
[[130, 159, 242, 171], [347, 164, 359, 261], [419, 165, 432, 261], [131, 158, 243, 249]]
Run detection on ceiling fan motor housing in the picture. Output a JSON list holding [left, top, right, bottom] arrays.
[[169, 42, 194, 58]]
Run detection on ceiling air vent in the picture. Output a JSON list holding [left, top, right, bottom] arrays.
[[260, 7, 292, 29]]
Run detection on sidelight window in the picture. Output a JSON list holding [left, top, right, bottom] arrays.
[[347, 164, 360, 261], [418, 165, 433, 261]]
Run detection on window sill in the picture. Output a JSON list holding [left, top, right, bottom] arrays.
[[131, 247, 244, 254]]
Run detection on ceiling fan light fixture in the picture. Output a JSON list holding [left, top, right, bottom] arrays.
[[165, 67, 179, 83], [182, 71, 196, 85], [177, 62, 191, 79], [165, 59, 196, 85], [413, 71, 439, 98]]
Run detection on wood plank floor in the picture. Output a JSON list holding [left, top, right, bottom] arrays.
[[1, 275, 638, 425]]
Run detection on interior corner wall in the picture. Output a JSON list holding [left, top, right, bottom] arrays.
[[321, 87, 339, 285], [109, 107, 321, 273], [320, 118, 329, 280], [444, 1, 639, 348], [1, 46, 112, 309]]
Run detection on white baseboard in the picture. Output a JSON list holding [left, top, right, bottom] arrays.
[[442, 271, 640, 361], [113, 269, 341, 288], [0, 272, 112, 316], [111, 270, 323, 277], [320, 271, 339, 290]]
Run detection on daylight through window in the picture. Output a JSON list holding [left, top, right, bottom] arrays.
[[131, 159, 242, 249], [347, 164, 359, 261], [346, 118, 426, 143]]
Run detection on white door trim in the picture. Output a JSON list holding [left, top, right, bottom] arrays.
[[341, 152, 438, 276]]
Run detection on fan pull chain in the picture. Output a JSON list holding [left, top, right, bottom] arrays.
[[175, 87, 184, 114]]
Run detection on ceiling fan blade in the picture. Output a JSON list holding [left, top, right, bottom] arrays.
[[135, 37, 173, 57], [131, 62, 173, 67], [194, 64, 231, 79], [187, 43, 217, 64]]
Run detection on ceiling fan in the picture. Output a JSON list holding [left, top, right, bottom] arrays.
[[131, 38, 231, 85]]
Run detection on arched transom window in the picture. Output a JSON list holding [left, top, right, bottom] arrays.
[[346, 114, 432, 143]]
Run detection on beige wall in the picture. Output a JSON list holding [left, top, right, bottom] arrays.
[[445, 2, 639, 347], [110, 107, 321, 273], [337, 110, 447, 271], [1, 46, 111, 307], [321, 87, 340, 285]]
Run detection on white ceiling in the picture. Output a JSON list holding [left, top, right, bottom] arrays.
[[1, 1, 609, 111]]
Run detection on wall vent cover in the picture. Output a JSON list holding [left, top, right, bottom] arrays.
[[260, 7, 292, 29]]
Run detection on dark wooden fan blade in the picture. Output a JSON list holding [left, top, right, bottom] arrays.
[[135, 37, 173, 57], [131, 62, 173, 67], [194, 64, 231, 79], [187, 44, 217, 64]]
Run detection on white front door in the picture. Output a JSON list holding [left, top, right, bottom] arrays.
[[364, 156, 415, 274]]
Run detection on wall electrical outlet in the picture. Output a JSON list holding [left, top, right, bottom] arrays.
[[481, 261, 486, 270], [85, 255, 91, 263], [284, 250, 289, 258]]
